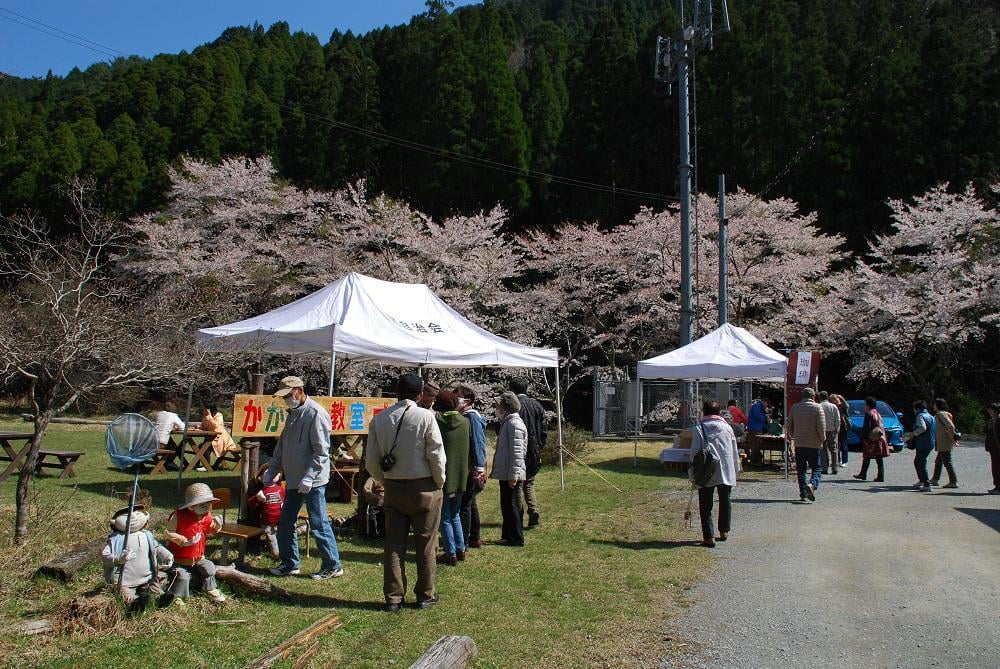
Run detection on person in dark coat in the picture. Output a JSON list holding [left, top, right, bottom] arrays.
[[509, 378, 547, 527], [854, 396, 890, 483]]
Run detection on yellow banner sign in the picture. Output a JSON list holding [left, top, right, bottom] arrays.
[[232, 395, 395, 438]]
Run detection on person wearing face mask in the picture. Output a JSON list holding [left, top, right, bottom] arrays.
[[263, 376, 345, 580]]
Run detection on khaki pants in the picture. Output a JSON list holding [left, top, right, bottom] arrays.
[[382, 477, 442, 605], [823, 431, 839, 473]]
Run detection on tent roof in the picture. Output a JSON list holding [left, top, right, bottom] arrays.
[[637, 323, 787, 381], [196, 272, 558, 368]]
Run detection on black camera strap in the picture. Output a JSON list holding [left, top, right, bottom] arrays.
[[385, 404, 412, 460]]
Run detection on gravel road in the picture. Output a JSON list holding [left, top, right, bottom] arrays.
[[663, 442, 1000, 669]]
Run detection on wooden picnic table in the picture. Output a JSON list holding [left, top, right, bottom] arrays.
[[148, 429, 222, 475], [0, 431, 36, 484]]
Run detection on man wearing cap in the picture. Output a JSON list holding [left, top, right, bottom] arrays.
[[509, 378, 546, 527], [264, 376, 344, 580], [786, 387, 827, 502], [417, 379, 440, 409], [366, 373, 446, 612]]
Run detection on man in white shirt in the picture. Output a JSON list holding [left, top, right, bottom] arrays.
[[366, 373, 446, 612], [154, 401, 185, 447]]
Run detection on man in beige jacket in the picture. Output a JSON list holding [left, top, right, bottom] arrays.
[[786, 388, 826, 502], [366, 373, 446, 612]]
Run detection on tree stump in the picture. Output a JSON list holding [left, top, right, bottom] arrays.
[[408, 636, 478, 669]]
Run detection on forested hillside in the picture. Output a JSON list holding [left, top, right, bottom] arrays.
[[1, 0, 997, 244]]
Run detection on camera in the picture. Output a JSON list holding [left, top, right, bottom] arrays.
[[380, 453, 396, 471]]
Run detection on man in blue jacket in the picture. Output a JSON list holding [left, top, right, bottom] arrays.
[[910, 400, 936, 492]]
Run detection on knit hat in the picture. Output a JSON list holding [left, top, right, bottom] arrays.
[[180, 482, 220, 509], [272, 375, 305, 397], [494, 391, 521, 413], [110, 505, 149, 532]]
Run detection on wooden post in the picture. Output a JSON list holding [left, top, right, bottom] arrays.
[[238, 441, 259, 521], [408, 636, 478, 669]]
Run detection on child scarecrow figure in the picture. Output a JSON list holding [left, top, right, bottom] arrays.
[[164, 483, 227, 604], [101, 504, 175, 611]]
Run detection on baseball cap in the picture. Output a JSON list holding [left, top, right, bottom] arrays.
[[273, 375, 305, 397]]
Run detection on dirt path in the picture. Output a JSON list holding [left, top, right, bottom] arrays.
[[664, 442, 1000, 669]]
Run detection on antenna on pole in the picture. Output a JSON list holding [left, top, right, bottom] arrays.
[[654, 0, 732, 348], [654, 1, 732, 426]]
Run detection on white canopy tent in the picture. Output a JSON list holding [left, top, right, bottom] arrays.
[[635, 323, 789, 476], [197, 272, 566, 484]]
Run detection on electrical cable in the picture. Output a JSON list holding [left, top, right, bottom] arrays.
[[0, 5, 682, 205]]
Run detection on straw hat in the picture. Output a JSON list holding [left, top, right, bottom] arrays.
[[180, 482, 220, 509]]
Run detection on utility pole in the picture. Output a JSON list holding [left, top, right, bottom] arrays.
[[718, 173, 728, 326], [655, 1, 731, 346]]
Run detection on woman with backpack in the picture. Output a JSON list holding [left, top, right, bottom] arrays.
[[689, 400, 741, 548]]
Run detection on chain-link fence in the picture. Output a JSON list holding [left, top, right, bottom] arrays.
[[593, 376, 753, 437]]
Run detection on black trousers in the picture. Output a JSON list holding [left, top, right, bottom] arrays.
[[914, 449, 931, 484], [859, 456, 884, 480], [698, 484, 732, 541], [499, 481, 524, 546], [459, 477, 481, 545], [932, 451, 957, 484]]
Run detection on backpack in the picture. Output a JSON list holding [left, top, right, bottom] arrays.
[[690, 422, 718, 487]]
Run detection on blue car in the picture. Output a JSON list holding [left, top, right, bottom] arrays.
[[846, 400, 905, 451]]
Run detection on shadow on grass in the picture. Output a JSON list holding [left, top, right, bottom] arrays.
[[954, 507, 1000, 533], [589, 457, 670, 477], [74, 474, 264, 506], [589, 539, 696, 550]]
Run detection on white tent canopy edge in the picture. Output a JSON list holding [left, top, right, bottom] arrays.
[[195, 272, 567, 488]]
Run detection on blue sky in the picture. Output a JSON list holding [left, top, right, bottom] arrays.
[[0, 1, 480, 79]]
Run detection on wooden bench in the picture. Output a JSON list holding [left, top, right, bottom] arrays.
[[35, 450, 83, 478]]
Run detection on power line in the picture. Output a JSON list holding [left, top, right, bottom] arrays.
[[0, 5, 681, 205]]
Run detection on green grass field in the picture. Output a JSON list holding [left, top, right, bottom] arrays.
[[0, 418, 709, 668]]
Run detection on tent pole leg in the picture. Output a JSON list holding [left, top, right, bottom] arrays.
[[784, 379, 789, 480], [178, 382, 194, 492], [632, 371, 638, 468], [328, 328, 337, 396], [555, 365, 565, 492]]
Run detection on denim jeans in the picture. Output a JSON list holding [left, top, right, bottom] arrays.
[[795, 448, 822, 497], [439, 493, 465, 556], [839, 432, 849, 464], [277, 485, 342, 571]]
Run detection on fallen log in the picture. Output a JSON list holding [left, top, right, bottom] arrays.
[[36, 510, 169, 582], [290, 640, 321, 669], [243, 613, 341, 669], [216, 565, 293, 601], [408, 636, 478, 669], [14, 619, 53, 636]]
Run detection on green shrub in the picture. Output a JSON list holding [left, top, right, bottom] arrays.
[[542, 422, 589, 465], [953, 390, 986, 435]]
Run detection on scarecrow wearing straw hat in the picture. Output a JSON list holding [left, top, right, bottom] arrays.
[[164, 482, 227, 604], [101, 504, 174, 611]]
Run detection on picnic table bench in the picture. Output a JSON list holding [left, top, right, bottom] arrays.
[[35, 449, 84, 478]]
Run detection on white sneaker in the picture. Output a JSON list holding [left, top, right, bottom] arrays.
[[805, 483, 816, 501], [269, 565, 301, 576], [206, 588, 227, 603]]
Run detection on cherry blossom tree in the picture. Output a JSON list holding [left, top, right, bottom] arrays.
[[843, 182, 1000, 397], [0, 182, 202, 544]]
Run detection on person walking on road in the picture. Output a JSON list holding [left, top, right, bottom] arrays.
[[910, 400, 936, 492], [854, 396, 890, 482], [930, 398, 959, 488], [690, 400, 741, 547], [263, 376, 345, 580], [366, 373, 447, 612], [787, 388, 826, 502], [983, 403, 1000, 494], [819, 391, 841, 475]]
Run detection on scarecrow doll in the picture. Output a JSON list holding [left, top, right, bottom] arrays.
[[164, 482, 227, 603], [101, 504, 175, 611]]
